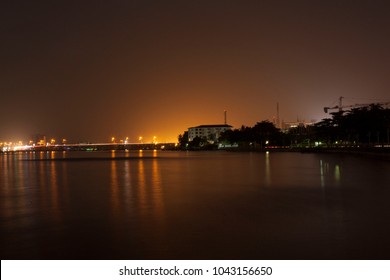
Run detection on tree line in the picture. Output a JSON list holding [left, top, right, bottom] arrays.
[[313, 104, 390, 147], [178, 105, 390, 150]]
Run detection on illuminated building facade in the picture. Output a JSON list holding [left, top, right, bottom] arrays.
[[188, 124, 232, 143]]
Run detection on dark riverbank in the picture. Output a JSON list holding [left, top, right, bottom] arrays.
[[2, 145, 390, 160]]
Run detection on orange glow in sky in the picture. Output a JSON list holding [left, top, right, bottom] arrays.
[[1, 1, 390, 142]]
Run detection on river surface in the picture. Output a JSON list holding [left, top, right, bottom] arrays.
[[1, 150, 390, 259]]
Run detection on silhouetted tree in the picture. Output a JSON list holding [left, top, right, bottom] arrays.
[[312, 104, 390, 147], [178, 131, 189, 149], [219, 121, 285, 148]]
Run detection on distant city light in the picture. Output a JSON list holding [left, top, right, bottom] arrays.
[[1, 141, 33, 152]]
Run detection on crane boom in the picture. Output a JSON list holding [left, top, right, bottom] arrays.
[[324, 96, 390, 113]]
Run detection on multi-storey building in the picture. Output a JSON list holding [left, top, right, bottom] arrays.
[[188, 124, 232, 143]]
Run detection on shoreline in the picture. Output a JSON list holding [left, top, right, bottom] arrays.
[[2, 146, 390, 160]]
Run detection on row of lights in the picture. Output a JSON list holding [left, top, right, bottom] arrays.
[[0, 139, 67, 147], [31, 138, 67, 146], [111, 136, 158, 144], [1, 136, 162, 149], [1, 141, 31, 152]]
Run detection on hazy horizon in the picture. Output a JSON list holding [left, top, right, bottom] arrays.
[[1, 0, 390, 142]]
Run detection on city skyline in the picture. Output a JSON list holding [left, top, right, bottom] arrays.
[[1, 0, 390, 142]]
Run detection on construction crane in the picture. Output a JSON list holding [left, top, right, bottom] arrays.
[[324, 96, 390, 113]]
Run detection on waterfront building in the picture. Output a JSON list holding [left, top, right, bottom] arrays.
[[188, 124, 232, 143]]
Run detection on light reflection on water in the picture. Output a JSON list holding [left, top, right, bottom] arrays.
[[264, 151, 271, 186], [1, 151, 390, 259]]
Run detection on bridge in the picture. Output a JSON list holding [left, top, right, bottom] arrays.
[[2, 142, 178, 152]]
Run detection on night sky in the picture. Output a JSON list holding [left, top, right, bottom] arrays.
[[1, 0, 389, 143]]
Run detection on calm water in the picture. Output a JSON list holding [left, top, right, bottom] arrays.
[[1, 150, 390, 259]]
